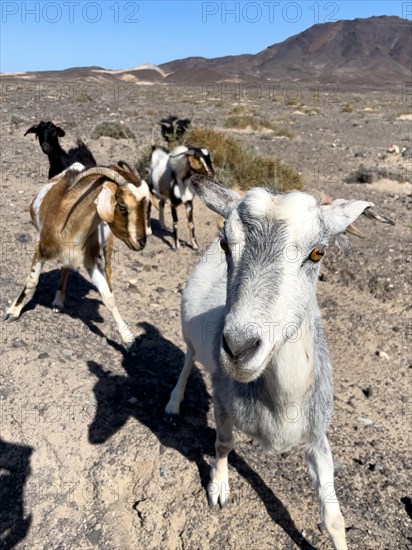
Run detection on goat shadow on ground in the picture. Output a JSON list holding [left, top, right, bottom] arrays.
[[0, 438, 33, 550], [149, 218, 199, 251], [15, 268, 112, 337], [87, 321, 314, 550]]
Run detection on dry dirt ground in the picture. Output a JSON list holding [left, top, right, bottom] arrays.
[[0, 81, 411, 549]]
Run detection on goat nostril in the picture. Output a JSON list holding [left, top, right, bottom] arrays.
[[222, 333, 234, 358], [222, 333, 261, 362]]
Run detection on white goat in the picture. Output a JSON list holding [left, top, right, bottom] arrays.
[[166, 175, 393, 550], [4, 163, 151, 347], [148, 145, 214, 249]]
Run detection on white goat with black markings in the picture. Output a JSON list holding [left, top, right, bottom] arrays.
[[166, 175, 393, 550], [4, 163, 152, 347], [148, 145, 214, 249]]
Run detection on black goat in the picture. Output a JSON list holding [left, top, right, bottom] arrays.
[[159, 116, 191, 144], [25, 121, 97, 179]]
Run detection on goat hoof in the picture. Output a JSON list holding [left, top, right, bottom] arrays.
[[208, 478, 230, 510], [208, 500, 219, 512], [191, 241, 199, 250], [207, 494, 229, 511], [2, 312, 18, 322], [164, 401, 180, 416], [52, 305, 63, 313], [123, 337, 136, 351]]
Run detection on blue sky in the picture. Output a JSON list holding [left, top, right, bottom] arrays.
[[1, 1, 408, 72]]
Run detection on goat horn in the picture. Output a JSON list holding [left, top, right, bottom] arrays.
[[117, 160, 143, 184], [70, 167, 128, 191], [362, 207, 395, 226], [60, 168, 128, 233], [24, 125, 39, 136], [169, 151, 188, 158], [345, 224, 365, 238]]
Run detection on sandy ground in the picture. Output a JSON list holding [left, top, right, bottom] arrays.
[[0, 82, 411, 549]]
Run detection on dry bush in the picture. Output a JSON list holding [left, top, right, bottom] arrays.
[[224, 115, 295, 138], [91, 122, 136, 140], [342, 103, 353, 113], [184, 127, 302, 191], [134, 143, 154, 179]]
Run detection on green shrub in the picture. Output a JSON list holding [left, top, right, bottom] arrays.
[[342, 103, 353, 113], [184, 127, 302, 192], [91, 121, 136, 140]]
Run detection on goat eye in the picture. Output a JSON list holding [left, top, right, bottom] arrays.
[[118, 204, 127, 213], [309, 247, 325, 262], [220, 238, 229, 254]]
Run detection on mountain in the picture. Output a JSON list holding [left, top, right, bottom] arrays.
[[160, 16, 411, 87], [1, 17, 410, 88]]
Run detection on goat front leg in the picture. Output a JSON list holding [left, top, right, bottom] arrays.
[[185, 200, 198, 250], [103, 233, 114, 292], [4, 247, 45, 321], [305, 436, 347, 550], [171, 204, 180, 249], [165, 346, 194, 415], [208, 399, 234, 509], [85, 262, 134, 348], [52, 267, 69, 312], [159, 199, 166, 230], [146, 200, 152, 236]]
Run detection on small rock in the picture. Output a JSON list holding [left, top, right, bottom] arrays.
[[376, 350, 390, 361], [159, 467, 167, 477], [86, 529, 102, 546], [128, 397, 138, 405], [12, 339, 26, 349], [362, 386, 374, 398], [129, 287, 142, 296], [333, 461, 343, 475], [368, 462, 386, 473], [356, 416, 374, 426], [347, 396, 356, 407], [156, 287, 166, 294], [38, 352, 49, 360], [129, 278, 138, 286], [387, 144, 400, 154], [402, 147, 412, 159], [354, 152, 366, 158], [16, 233, 32, 243]]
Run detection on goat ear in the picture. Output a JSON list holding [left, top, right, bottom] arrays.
[[95, 182, 117, 223], [56, 126, 65, 137], [190, 175, 240, 219], [187, 154, 203, 172], [321, 199, 374, 235], [24, 125, 38, 136]]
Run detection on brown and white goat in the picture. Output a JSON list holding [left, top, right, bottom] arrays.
[[4, 164, 151, 347]]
